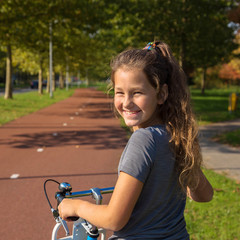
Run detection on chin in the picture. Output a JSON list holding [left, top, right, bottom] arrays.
[[124, 120, 138, 128]]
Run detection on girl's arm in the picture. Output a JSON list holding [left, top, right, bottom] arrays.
[[58, 171, 143, 231], [187, 168, 213, 202]]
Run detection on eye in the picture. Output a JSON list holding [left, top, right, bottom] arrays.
[[115, 91, 124, 96], [134, 91, 142, 95]]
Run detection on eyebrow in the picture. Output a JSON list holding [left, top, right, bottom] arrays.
[[114, 87, 123, 91]]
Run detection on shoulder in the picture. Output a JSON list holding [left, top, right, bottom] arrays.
[[130, 125, 169, 146], [125, 126, 170, 157], [119, 126, 172, 183]]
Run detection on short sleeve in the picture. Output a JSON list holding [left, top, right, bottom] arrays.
[[118, 128, 156, 183]]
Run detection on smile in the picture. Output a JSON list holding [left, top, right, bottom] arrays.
[[123, 110, 141, 116]]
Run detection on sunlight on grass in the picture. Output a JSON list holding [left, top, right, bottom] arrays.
[[190, 88, 240, 125], [213, 129, 240, 147], [185, 169, 240, 240], [0, 89, 74, 126]]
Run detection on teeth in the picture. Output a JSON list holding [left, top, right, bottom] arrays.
[[124, 111, 136, 115]]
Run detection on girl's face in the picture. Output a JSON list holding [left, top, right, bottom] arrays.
[[114, 68, 163, 131]]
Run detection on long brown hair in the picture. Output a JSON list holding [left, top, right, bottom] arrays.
[[110, 41, 202, 191]]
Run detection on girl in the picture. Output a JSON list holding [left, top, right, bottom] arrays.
[[58, 41, 213, 239]]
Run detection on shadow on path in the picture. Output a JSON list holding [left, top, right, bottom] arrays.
[[0, 126, 127, 150]]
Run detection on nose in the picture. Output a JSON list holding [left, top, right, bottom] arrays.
[[123, 94, 133, 108]]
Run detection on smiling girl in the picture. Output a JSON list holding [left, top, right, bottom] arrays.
[[58, 41, 213, 239]]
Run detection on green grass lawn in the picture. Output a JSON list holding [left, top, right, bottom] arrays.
[[213, 129, 240, 148], [185, 169, 240, 240], [190, 87, 240, 147], [0, 88, 74, 126], [190, 88, 240, 125]]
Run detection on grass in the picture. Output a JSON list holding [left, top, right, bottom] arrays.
[[190, 87, 240, 147], [190, 88, 240, 125], [0, 88, 74, 126], [185, 168, 240, 240], [213, 129, 240, 148]]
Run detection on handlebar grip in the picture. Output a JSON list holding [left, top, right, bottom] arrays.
[[55, 192, 79, 221], [66, 216, 79, 221], [55, 193, 65, 204]]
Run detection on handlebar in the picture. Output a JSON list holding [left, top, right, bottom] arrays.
[[44, 179, 114, 239], [65, 187, 114, 199], [56, 185, 114, 221]]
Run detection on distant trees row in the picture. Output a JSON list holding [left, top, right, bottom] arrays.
[[0, 0, 239, 99], [219, 4, 240, 86]]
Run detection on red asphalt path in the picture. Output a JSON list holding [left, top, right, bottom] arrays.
[[0, 88, 127, 240]]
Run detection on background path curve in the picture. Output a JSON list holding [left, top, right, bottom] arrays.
[[199, 119, 240, 181]]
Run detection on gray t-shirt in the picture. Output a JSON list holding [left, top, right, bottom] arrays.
[[109, 126, 189, 240]]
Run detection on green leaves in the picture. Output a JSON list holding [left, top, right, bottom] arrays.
[[0, 0, 238, 84]]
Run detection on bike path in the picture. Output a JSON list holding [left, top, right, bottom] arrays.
[[0, 88, 128, 240], [199, 119, 240, 182]]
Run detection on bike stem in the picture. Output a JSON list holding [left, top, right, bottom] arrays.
[[85, 188, 103, 239]]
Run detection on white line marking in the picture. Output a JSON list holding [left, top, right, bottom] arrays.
[[10, 174, 20, 179], [37, 148, 44, 152]]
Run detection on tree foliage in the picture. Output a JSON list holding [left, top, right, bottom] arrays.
[[0, 0, 239, 98], [219, 31, 240, 83]]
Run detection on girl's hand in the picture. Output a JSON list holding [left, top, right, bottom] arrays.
[[58, 199, 81, 221], [56, 172, 143, 231]]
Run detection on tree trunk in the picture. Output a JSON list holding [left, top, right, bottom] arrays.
[[4, 44, 13, 99], [180, 32, 191, 84], [85, 69, 89, 86], [46, 72, 50, 93], [38, 60, 43, 95], [201, 68, 206, 95], [66, 63, 69, 91], [59, 71, 64, 89], [52, 71, 55, 92]]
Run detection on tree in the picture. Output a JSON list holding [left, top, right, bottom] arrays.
[[125, 0, 237, 93], [0, 0, 19, 99], [219, 63, 240, 83], [0, 0, 48, 98], [228, 2, 240, 24], [187, 1, 237, 93], [1, 0, 237, 95], [219, 31, 240, 85]]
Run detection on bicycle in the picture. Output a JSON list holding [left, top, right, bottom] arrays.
[[44, 179, 114, 240]]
